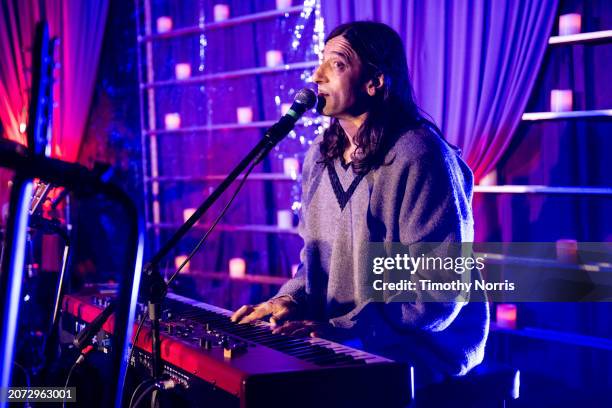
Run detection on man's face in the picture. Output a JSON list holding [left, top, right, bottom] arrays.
[[313, 36, 367, 118]]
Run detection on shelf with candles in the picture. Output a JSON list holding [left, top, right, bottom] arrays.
[[475, 252, 612, 273], [165, 269, 290, 286], [521, 109, 612, 121], [139, 5, 305, 43], [549, 29, 612, 46], [146, 173, 298, 182], [489, 322, 612, 351], [146, 176, 612, 196], [148, 222, 299, 235], [146, 117, 326, 136], [146, 156, 301, 183], [141, 61, 319, 89], [473, 185, 612, 196]]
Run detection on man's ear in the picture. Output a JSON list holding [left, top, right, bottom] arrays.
[[366, 72, 385, 96]]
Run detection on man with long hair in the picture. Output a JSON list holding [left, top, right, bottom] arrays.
[[232, 21, 488, 385]]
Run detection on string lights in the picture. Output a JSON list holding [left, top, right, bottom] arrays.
[[271, 0, 327, 211]]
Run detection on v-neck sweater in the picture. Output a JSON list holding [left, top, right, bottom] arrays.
[[276, 125, 489, 381]]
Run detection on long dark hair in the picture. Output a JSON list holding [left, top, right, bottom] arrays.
[[319, 21, 427, 174]]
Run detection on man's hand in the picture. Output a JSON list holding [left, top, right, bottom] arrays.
[[271, 320, 339, 339], [230, 295, 298, 324]]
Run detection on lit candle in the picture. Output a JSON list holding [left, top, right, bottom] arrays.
[[175, 63, 192, 79], [236, 106, 253, 124], [164, 113, 181, 130], [183, 207, 197, 222], [496, 304, 517, 329], [281, 102, 292, 115], [265, 50, 283, 67], [277, 210, 293, 229], [550, 90, 573, 112], [174, 255, 190, 272], [283, 157, 300, 179], [556, 239, 578, 263], [156, 16, 173, 33], [229, 258, 246, 278], [276, 0, 292, 9], [479, 170, 497, 186], [559, 13, 581, 36], [213, 4, 230, 22]]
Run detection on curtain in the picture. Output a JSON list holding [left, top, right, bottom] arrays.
[[0, 0, 108, 223], [0, 0, 109, 162], [322, 0, 558, 182]]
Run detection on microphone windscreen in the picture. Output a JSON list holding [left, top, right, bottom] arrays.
[[294, 88, 317, 110]]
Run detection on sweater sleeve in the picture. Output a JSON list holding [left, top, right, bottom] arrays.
[[330, 143, 474, 337]]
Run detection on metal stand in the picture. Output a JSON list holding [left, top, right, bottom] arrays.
[[0, 139, 144, 408], [0, 175, 34, 405]]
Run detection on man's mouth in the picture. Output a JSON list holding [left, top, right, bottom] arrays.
[[316, 94, 327, 113]]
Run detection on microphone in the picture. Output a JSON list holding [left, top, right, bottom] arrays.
[[73, 301, 116, 350], [285, 88, 318, 120], [263, 88, 317, 144]]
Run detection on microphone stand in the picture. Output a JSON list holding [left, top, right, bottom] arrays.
[[28, 214, 71, 370], [142, 118, 291, 379], [70, 87, 315, 404]]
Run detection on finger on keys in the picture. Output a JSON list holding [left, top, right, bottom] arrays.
[[230, 304, 253, 322], [270, 307, 291, 324], [238, 304, 270, 324], [272, 321, 300, 335], [290, 327, 311, 337]]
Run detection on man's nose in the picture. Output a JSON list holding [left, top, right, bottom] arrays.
[[312, 65, 325, 84]]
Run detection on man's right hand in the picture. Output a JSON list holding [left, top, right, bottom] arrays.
[[230, 295, 298, 325]]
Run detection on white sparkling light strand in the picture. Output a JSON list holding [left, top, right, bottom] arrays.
[[271, 0, 326, 209], [294, 0, 325, 207]]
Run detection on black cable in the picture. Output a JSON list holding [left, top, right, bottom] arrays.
[[128, 378, 156, 408], [120, 310, 148, 406], [62, 360, 79, 408], [13, 362, 30, 388], [129, 383, 157, 408]]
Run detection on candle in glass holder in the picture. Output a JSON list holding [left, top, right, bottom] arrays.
[[156, 16, 173, 33], [164, 113, 181, 130], [479, 170, 497, 186], [550, 90, 573, 112], [496, 304, 517, 329], [183, 207, 196, 222], [236, 106, 253, 124], [213, 4, 230, 22], [559, 13, 581, 36], [556, 239, 578, 263], [265, 50, 283, 67], [277, 210, 293, 229], [229, 257, 246, 278], [174, 255, 190, 272], [175, 63, 191, 79], [276, 0, 292, 9], [283, 157, 300, 179]]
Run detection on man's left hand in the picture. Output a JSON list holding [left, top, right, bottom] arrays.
[[271, 319, 338, 338]]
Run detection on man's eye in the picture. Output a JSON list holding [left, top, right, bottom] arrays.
[[333, 61, 345, 69]]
